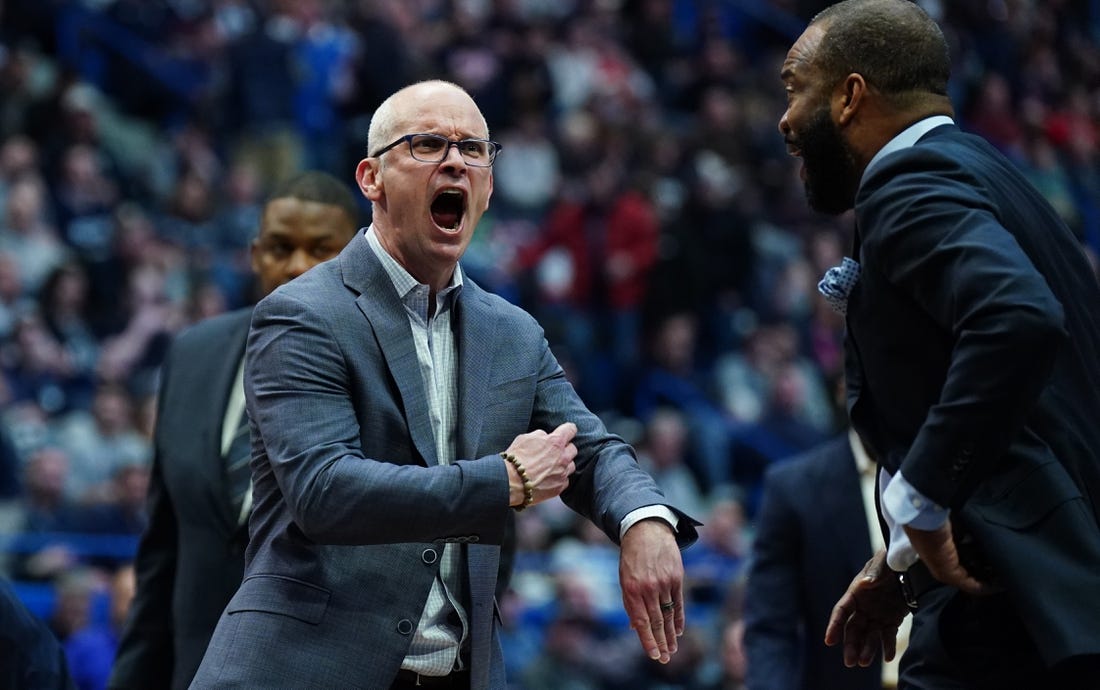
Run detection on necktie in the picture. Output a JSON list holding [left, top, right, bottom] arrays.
[[223, 409, 252, 523], [818, 256, 861, 315]]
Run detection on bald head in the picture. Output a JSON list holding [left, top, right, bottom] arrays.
[[367, 80, 490, 161]]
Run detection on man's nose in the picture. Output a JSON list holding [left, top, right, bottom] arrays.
[[440, 142, 468, 170], [286, 250, 312, 278]]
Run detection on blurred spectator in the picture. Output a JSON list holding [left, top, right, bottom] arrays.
[[158, 171, 218, 254], [48, 568, 98, 644], [0, 252, 33, 341], [0, 174, 72, 295], [84, 201, 182, 337], [638, 625, 712, 689], [682, 497, 749, 617], [549, 519, 625, 625], [520, 571, 645, 690], [94, 261, 181, 388], [634, 311, 736, 490], [715, 322, 832, 435], [964, 72, 1026, 162], [208, 162, 263, 306], [493, 110, 560, 219], [54, 384, 150, 505], [0, 134, 42, 211], [0, 43, 50, 141], [5, 447, 85, 583], [341, 0, 416, 131], [64, 564, 134, 690], [50, 142, 119, 265], [518, 156, 660, 407], [82, 464, 149, 538], [2, 310, 78, 416], [222, 0, 303, 193], [37, 262, 98, 412], [288, 0, 358, 175], [636, 407, 708, 520]]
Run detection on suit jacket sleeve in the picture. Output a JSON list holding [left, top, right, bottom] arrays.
[[526, 326, 700, 547], [858, 147, 1067, 507]]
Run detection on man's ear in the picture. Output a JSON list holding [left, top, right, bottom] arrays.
[[835, 73, 866, 126], [483, 170, 493, 212], [356, 158, 383, 202]]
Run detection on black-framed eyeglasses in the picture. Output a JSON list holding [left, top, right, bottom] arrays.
[[370, 133, 502, 167]]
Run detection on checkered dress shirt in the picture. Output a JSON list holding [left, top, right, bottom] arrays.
[[367, 227, 469, 676]]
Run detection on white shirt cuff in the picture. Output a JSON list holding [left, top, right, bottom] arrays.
[[619, 505, 679, 541], [882, 470, 949, 530]]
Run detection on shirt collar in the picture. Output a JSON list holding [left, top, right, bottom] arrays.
[[861, 115, 955, 185], [364, 225, 464, 302]]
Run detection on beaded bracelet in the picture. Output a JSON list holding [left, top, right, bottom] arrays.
[[500, 452, 534, 511]]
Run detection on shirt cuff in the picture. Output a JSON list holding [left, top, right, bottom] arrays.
[[882, 470, 949, 530], [619, 505, 679, 541]]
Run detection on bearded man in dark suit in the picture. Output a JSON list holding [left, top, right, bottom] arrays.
[[778, 1, 1100, 687]]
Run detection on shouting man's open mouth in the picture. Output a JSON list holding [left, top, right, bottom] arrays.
[[431, 188, 466, 231]]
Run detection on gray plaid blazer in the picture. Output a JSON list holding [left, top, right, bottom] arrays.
[[191, 232, 696, 689]]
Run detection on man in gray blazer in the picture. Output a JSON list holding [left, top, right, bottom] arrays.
[[190, 80, 699, 690], [109, 172, 360, 689]]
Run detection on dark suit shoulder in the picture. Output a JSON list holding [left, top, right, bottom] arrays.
[[764, 435, 853, 487], [860, 125, 1024, 218], [171, 308, 253, 353]]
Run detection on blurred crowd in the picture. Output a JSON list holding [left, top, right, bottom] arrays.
[[1, 0, 1098, 687]]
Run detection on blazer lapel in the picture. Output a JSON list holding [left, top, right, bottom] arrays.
[[454, 283, 498, 461], [203, 310, 252, 533], [341, 235, 438, 467]]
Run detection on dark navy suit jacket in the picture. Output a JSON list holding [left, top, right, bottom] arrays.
[[846, 123, 1100, 666]]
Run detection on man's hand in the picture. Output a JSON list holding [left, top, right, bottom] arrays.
[[619, 518, 684, 665], [502, 423, 577, 507], [903, 521, 992, 596], [825, 549, 910, 668]]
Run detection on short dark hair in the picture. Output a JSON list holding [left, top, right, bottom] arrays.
[[268, 171, 361, 228], [811, 0, 950, 99]]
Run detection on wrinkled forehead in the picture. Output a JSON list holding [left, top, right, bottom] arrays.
[[782, 23, 827, 82]]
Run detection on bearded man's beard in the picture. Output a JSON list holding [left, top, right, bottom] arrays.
[[798, 108, 860, 215]]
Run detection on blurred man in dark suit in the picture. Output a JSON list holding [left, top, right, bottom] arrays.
[[108, 171, 359, 689], [745, 431, 908, 689]]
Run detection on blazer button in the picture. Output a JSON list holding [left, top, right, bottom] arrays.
[[397, 619, 414, 635], [422, 548, 438, 564]]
